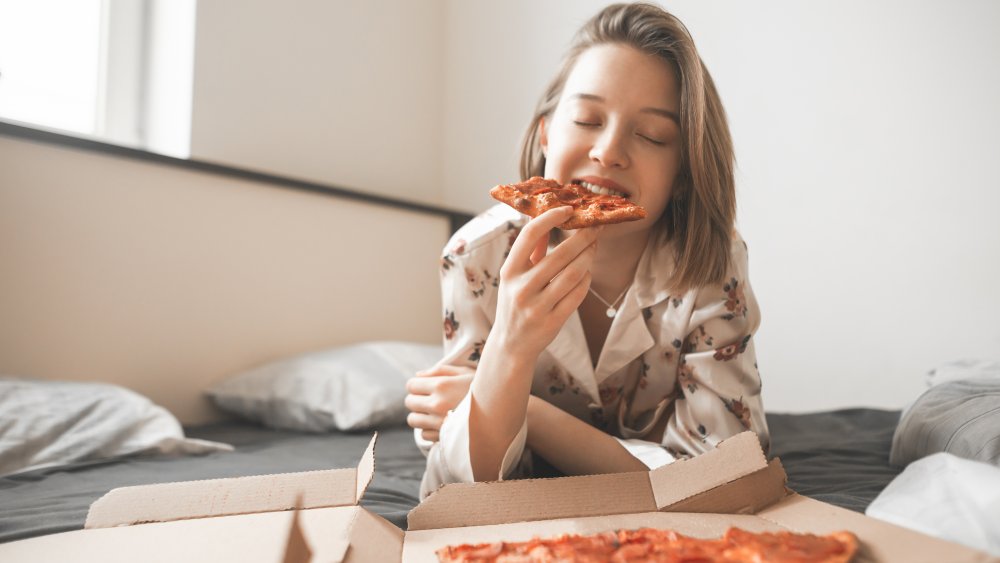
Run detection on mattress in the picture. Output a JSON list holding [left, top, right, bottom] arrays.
[[0, 409, 902, 544]]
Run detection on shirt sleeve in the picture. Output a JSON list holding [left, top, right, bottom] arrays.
[[615, 437, 677, 469], [662, 239, 770, 457], [419, 235, 530, 499]]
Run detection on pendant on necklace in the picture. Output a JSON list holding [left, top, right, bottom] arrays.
[[606, 307, 617, 318]]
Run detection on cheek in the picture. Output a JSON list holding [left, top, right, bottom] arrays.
[[542, 129, 581, 176], [645, 189, 672, 221], [641, 161, 680, 218], [542, 148, 561, 178]]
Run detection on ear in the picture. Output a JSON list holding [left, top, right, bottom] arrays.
[[538, 116, 548, 158]]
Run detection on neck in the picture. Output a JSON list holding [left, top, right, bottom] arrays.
[[590, 227, 650, 298]]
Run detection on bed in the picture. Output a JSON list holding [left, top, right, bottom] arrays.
[[0, 408, 903, 544]]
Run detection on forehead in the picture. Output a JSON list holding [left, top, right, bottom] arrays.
[[561, 43, 680, 111]]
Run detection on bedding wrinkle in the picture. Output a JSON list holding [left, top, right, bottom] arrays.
[[973, 434, 1000, 460], [1, 378, 229, 477], [766, 409, 901, 513], [944, 400, 1000, 450], [891, 375, 1000, 467]]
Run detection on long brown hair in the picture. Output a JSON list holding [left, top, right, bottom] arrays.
[[520, 2, 736, 291]]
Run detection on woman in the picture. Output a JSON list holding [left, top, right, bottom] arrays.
[[406, 2, 768, 499]]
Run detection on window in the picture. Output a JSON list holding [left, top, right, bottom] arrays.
[[0, 0, 105, 135], [0, 0, 195, 157]]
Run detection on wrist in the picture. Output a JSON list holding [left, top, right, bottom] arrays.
[[481, 332, 538, 376], [470, 335, 537, 412]]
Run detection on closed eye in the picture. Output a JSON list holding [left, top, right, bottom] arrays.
[[573, 121, 601, 128], [637, 133, 666, 146]]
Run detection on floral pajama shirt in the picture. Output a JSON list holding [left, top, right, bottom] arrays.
[[418, 204, 768, 499]]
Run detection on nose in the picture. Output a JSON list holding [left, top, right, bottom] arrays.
[[589, 124, 629, 169]]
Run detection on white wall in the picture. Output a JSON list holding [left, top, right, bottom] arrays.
[[167, 0, 1000, 412], [0, 134, 449, 424], [190, 0, 446, 205], [442, 1, 1000, 412]]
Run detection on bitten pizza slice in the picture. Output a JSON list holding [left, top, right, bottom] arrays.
[[489, 176, 647, 229]]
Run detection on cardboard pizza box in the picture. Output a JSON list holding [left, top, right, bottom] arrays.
[[0, 434, 402, 562], [0, 432, 995, 562], [400, 432, 998, 562]]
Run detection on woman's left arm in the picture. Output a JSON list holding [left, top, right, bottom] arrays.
[[525, 395, 648, 475]]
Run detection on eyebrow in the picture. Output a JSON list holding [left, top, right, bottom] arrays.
[[569, 93, 679, 124]]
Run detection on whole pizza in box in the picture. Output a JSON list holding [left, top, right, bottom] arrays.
[[436, 526, 858, 562]]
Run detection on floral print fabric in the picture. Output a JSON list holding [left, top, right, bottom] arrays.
[[419, 204, 768, 498]]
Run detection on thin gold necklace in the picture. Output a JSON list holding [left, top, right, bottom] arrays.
[[588, 285, 631, 318]]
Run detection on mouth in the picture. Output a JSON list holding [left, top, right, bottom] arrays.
[[571, 178, 631, 200]]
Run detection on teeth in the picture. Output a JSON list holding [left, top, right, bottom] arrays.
[[578, 181, 628, 199]]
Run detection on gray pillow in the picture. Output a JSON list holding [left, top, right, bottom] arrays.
[[890, 376, 1000, 467], [205, 341, 443, 432], [0, 377, 231, 477]]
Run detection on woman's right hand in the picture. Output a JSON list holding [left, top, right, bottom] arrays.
[[490, 206, 600, 361]]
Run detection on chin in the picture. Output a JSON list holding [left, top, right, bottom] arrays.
[[603, 220, 653, 239]]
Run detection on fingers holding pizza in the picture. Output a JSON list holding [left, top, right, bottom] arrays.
[[486, 176, 646, 359], [493, 205, 600, 361]]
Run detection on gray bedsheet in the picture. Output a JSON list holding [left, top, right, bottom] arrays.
[[0, 409, 902, 544], [767, 408, 902, 512]]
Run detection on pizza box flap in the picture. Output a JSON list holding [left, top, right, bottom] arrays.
[[0, 502, 404, 563], [664, 458, 790, 515], [282, 503, 404, 563], [85, 433, 378, 529], [407, 431, 775, 530], [0, 506, 362, 563], [407, 471, 656, 531], [648, 431, 769, 509]]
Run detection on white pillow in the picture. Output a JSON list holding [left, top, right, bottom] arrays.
[[867, 453, 1000, 556], [0, 377, 232, 477], [205, 341, 443, 432]]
